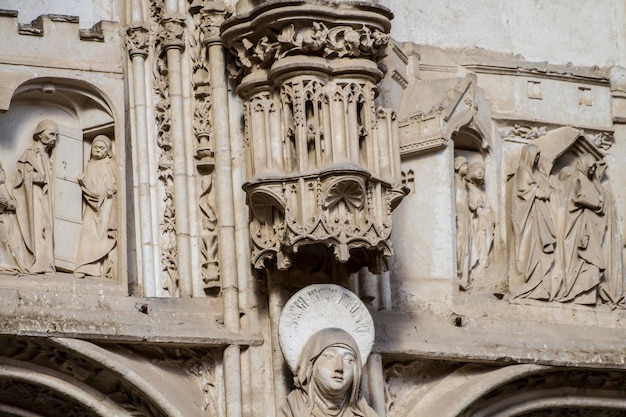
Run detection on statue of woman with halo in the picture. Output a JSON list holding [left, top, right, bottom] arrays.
[[278, 284, 379, 417]]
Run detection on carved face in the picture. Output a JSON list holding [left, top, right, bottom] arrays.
[[472, 166, 484, 181], [39, 127, 58, 148], [91, 140, 108, 160], [458, 163, 468, 177], [313, 346, 355, 396]]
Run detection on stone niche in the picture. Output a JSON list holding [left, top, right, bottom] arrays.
[[0, 12, 126, 291], [0, 80, 122, 282]]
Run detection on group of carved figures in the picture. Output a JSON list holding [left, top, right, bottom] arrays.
[[0, 120, 117, 278], [454, 157, 495, 290], [455, 144, 624, 306], [511, 144, 622, 306]]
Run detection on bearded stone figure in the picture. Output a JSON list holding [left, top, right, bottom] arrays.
[[13, 119, 58, 273], [279, 328, 379, 417]]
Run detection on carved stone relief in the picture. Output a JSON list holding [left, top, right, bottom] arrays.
[[278, 284, 378, 417], [454, 153, 494, 290], [0, 92, 119, 280], [222, 2, 406, 272], [188, 2, 231, 293], [458, 368, 626, 417], [509, 127, 624, 306]]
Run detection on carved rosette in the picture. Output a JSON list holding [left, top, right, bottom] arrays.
[[222, 1, 406, 271]]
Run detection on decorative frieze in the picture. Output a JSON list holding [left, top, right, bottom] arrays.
[[221, 1, 393, 83]]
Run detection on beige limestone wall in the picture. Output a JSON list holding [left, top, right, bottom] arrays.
[[380, 0, 626, 67]]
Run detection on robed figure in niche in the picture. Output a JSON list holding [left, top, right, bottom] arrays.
[[557, 154, 622, 305], [73, 135, 117, 278], [511, 144, 557, 300], [279, 328, 379, 417], [13, 119, 58, 273], [466, 161, 494, 281], [454, 156, 471, 290]]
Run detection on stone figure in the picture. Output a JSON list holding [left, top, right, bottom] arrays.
[[279, 328, 379, 417], [13, 119, 58, 273], [593, 161, 624, 306], [73, 135, 117, 278], [466, 161, 494, 280], [0, 162, 21, 272], [557, 154, 620, 305], [511, 144, 557, 300], [454, 156, 471, 289]]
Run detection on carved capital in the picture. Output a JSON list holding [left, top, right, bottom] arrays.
[[194, 4, 232, 46], [126, 25, 150, 58], [221, 2, 392, 81], [161, 15, 186, 50]]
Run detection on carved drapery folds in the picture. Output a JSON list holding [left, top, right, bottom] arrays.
[[222, 1, 405, 271], [509, 126, 624, 306]]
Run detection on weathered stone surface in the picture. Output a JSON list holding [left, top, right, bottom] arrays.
[[0, 0, 626, 416]]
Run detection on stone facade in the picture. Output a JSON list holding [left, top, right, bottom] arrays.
[[0, 0, 625, 416]]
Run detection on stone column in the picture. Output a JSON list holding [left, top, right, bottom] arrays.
[[126, 15, 158, 296], [161, 14, 194, 297]]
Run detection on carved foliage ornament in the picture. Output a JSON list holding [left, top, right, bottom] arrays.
[[150, 0, 177, 295], [126, 25, 150, 58], [247, 174, 400, 270], [161, 15, 185, 50], [227, 22, 389, 79]]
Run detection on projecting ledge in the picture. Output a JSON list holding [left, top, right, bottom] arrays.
[[0, 288, 263, 347], [373, 304, 626, 369]]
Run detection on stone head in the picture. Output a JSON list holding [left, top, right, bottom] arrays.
[[33, 119, 59, 150]]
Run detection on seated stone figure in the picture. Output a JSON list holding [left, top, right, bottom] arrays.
[[279, 327, 379, 417]]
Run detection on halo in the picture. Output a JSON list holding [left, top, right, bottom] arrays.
[[278, 284, 375, 372]]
